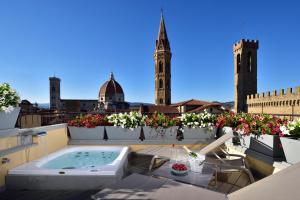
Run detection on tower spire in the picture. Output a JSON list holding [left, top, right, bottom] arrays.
[[156, 11, 170, 50]]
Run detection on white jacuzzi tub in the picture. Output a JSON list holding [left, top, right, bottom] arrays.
[[6, 146, 130, 190]]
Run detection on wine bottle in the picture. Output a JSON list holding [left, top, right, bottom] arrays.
[[183, 146, 198, 158]]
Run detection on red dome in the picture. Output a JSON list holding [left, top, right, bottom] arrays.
[[99, 73, 124, 97]]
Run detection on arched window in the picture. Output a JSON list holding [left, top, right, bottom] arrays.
[[159, 79, 163, 89], [247, 52, 252, 72], [159, 98, 164, 104], [51, 86, 56, 92], [237, 54, 241, 73], [159, 62, 163, 73]]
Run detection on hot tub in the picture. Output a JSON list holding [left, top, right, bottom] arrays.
[[6, 146, 129, 190]]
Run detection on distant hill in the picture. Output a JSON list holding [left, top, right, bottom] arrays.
[[37, 103, 49, 109], [128, 102, 154, 107], [213, 101, 234, 111]]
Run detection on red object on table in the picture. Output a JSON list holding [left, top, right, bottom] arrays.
[[172, 163, 188, 171]]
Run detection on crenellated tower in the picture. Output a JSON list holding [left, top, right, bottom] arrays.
[[154, 12, 172, 105], [233, 39, 259, 113]]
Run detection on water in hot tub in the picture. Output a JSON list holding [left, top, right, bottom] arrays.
[[41, 151, 120, 169]]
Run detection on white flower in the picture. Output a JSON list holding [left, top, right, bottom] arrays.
[[280, 126, 290, 136]]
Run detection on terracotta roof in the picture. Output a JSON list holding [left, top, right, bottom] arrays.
[[187, 104, 224, 113], [99, 73, 124, 97], [172, 99, 215, 107], [141, 105, 179, 114]]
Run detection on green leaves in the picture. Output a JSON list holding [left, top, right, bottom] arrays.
[[0, 83, 21, 112]]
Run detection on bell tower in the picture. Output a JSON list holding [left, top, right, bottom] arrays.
[[154, 12, 172, 105], [234, 39, 259, 113], [49, 76, 61, 110]]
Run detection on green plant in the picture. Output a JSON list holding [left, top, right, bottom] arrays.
[[0, 83, 21, 112], [107, 112, 145, 130], [68, 114, 110, 128], [144, 112, 180, 129], [216, 112, 288, 137], [180, 110, 216, 130], [287, 119, 300, 138]]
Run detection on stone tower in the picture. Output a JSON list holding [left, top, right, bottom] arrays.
[[154, 12, 172, 105], [49, 77, 61, 110], [234, 39, 259, 113]]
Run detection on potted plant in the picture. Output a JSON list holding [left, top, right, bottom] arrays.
[[180, 110, 217, 140], [280, 119, 300, 164], [216, 112, 242, 147], [0, 83, 21, 130], [232, 113, 287, 161], [106, 112, 144, 140], [143, 112, 180, 140], [68, 114, 109, 140]]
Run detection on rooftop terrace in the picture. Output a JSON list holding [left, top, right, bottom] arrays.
[[0, 119, 300, 199]]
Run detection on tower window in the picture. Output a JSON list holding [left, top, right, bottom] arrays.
[[159, 98, 164, 104], [247, 52, 252, 72], [51, 86, 55, 92], [159, 61, 163, 73], [159, 79, 163, 89], [237, 54, 241, 73]]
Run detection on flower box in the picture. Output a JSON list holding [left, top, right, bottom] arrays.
[[280, 137, 300, 164], [106, 126, 141, 140], [143, 126, 178, 140], [68, 126, 104, 140], [247, 134, 285, 162], [0, 107, 20, 130], [222, 127, 244, 146], [183, 127, 216, 140]]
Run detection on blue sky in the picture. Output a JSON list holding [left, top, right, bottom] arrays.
[[1, 0, 300, 104]]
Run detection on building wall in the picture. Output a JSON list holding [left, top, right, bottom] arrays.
[[60, 100, 98, 112], [247, 87, 300, 117], [17, 115, 41, 128], [0, 124, 68, 189]]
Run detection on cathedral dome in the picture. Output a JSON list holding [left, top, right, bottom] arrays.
[[99, 73, 124, 103]]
